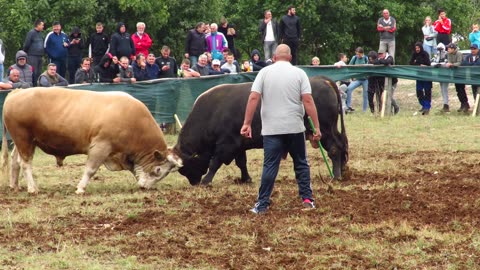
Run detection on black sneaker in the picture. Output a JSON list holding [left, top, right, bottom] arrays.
[[346, 107, 355, 113], [441, 104, 450, 113]]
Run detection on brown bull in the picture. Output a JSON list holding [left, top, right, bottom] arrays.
[[1, 87, 183, 194]]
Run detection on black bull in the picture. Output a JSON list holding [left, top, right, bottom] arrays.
[[173, 75, 349, 185]]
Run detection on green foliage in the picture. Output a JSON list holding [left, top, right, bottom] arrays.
[[0, 0, 479, 68]]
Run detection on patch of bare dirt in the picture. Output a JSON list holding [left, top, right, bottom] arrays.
[[1, 151, 480, 268]]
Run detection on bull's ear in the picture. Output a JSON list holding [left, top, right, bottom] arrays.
[[154, 150, 164, 160]]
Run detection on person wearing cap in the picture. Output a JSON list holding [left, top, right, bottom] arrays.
[[431, 42, 450, 112], [409, 42, 432, 115], [461, 43, 480, 99], [209, 59, 229, 75], [110, 22, 136, 61], [446, 43, 469, 113], [377, 49, 399, 114], [8, 50, 34, 87], [44, 21, 69, 78], [433, 9, 451, 46]]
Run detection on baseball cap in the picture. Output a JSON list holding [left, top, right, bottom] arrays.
[[212, 59, 221, 66], [378, 48, 386, 54], [471, 44, 479, 49], [446, 43, 457, 49]]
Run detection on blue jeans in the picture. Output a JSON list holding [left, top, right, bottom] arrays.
[[0, 64, 4, 80], [255, 133, 313, 211], [189, 55, 199, 68], [346, 79, 368, 111]]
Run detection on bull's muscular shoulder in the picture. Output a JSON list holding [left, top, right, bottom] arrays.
[[4, 87, 166, 155]]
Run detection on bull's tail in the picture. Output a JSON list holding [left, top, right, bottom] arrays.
[[1, 118, 9, 183]]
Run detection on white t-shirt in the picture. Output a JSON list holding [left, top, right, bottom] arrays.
[[251, 61, 311, 135], [221, 62, 237, 74], [265, 21, 275, 42]]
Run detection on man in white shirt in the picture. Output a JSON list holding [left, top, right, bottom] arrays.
[[258, 9, 279, 61]]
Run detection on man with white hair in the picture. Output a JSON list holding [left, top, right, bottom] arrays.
[[132, 22, 153, 57], [205, 23, 228, 60]]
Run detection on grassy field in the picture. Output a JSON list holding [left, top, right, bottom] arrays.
[[1, 80, 480, 269]]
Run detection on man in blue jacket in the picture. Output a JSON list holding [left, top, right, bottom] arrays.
[[44, 21, 69, 78]]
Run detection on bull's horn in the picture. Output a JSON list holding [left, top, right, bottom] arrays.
[[167, 154, 183, 167]]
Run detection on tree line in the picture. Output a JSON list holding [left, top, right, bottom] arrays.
[[0, 0, 477, 68]]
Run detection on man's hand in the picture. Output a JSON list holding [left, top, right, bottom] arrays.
[[240, 124, 252, 138]]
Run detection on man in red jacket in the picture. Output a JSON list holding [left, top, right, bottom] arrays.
[[433, 9, 451, 46], [132, 22, 152, 57]]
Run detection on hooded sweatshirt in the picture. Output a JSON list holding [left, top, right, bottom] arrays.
[[250, 49, 267, 71], [94, 54, 120, 82], [68, 27, 85, 57], [8, 50, 34, 86], [110, 22, 135, 59], [409, 42, 431, 66]]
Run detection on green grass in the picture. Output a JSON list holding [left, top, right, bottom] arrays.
[[2, 79, 480, 269]]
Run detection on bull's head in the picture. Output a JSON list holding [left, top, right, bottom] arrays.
[[173, 145, 209, 185], [135, 147, 183, 189]]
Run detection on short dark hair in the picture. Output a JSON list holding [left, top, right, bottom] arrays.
[[52, 21, 61, 26], [438, 8, 445, 14], [287, 5, 295, 11], [355, 47, 364, 54], [338, 53, 346, 61], [34, 19, 44, 27]]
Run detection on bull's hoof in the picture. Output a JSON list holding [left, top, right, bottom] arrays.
[[75, 188, 85, 195], [234, 177, 252, 184], [27, 189, 39, 194], [200, 182, 213, 188], [9, 185, 20, 192]]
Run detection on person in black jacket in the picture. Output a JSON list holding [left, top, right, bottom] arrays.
[[279, 6, 301, 65], [89, 22, 110, 67], [110, 22, 135, 61], [250, 49, 267, 71], [23, 19, 45, 86], [156, 45, 178, 78], [68, 27, 85, 84], [94, 54, 120, 83], [184, 22, 206, 67], [409, 42, 432, 115]]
